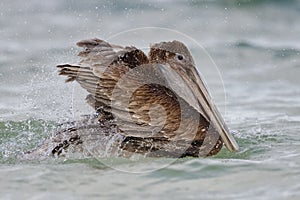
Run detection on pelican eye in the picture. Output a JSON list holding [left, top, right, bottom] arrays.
[[176, 54, 184, 61]]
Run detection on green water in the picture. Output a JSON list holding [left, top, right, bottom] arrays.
[[1, 0, 300, 199]]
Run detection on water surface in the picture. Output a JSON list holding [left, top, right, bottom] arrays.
[[1, 0, 300, 199]]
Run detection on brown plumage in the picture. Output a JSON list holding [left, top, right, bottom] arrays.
[[47, 38, 238, 158]]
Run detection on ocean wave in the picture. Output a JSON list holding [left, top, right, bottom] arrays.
[[189, 0, 300, 7], [234, 40, 300, 57]]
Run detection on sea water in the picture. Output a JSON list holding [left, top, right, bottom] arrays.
[[1, 0, 300, 199]]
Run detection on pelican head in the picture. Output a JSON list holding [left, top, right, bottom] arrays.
[[149, 40, 239, 151]]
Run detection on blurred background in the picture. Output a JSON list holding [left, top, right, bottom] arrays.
[[0, 0, 300, 199]]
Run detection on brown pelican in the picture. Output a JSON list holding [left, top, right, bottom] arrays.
[[26, 38, 238, 159]]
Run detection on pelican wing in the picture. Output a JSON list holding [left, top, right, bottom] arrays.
[[57, 38, 149, 110]]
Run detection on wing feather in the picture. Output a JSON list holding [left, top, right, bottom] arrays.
[[57, 38, 150, 120]]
